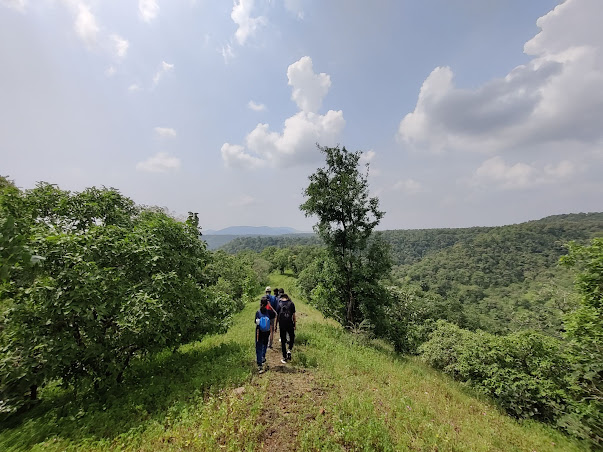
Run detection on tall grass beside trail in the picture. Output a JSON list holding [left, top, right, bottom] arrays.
[[0, 271, 589, 451]]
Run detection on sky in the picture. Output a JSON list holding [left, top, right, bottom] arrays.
[[1, 0, 602, 232]]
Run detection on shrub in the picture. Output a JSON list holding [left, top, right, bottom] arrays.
[[420, 322, 572, 422]]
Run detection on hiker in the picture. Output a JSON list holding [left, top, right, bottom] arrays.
[[265, 286, 278, 349], [255, 296, 276, 373], [275, 293, 296, 364], [276, 288, 288, 345]]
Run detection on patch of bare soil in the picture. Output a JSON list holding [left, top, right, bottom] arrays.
[[253, 343, 328, 452]]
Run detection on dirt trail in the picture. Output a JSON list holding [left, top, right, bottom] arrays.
[[253, 340, 328, 452]]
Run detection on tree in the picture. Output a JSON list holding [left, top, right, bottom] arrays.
[[560, 238, 603, 445], [0, 185, 240, 415], [300, 145, 390, 326]]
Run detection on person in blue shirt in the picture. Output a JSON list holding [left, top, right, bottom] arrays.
[[255, 296, 276, 373]]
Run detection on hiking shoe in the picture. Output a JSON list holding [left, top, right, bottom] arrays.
[[280, 358, 287, 364], [258, 365, 264, 374], [287, 350, 292, 361]]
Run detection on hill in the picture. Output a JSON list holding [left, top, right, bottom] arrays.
[[217, 233, 319, 252], [202, 227, 311, 250], [0, 274, 586, 451], [217, 212, 603, 264], [387, 212, 603, 335]]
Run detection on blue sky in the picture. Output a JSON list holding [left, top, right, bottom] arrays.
[[1, 0, 601, 231]]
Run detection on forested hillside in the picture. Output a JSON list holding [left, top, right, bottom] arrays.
[[218, 233, 320, 252], [220, 213, 603, 265]]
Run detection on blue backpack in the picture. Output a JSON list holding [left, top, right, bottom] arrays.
[[258, 313, 270, 332]]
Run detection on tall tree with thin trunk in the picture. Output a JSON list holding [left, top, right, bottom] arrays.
[[300, 145, 388, 326]]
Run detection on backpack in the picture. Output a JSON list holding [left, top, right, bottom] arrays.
[[258, 313, 270, 332], [279, 300, 293, 324]]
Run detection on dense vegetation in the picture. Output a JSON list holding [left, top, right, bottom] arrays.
[[217, 233, 319, 253], [290, 216, 602, 446], [0, 179, 264, 417]]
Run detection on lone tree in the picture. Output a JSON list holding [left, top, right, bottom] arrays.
[[300, 145, 390, 326]]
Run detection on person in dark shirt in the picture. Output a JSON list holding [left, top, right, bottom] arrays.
[[275, 293, 296, 364], [255, 296, 276, 373], [265, 287, 278, 349]]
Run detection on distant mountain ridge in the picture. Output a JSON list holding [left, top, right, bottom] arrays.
[[203, 226, 304, 236]]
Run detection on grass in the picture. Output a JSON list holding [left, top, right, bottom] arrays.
[[0, 271, 589, 451]]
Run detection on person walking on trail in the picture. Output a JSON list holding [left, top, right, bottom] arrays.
[[275, 293, 296, 364], [255, 296, 276, 373], [265, 287, 278, 349], [276, 288, 286, 344]]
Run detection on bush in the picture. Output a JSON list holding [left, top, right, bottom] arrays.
[[420, 321, 572, 422]]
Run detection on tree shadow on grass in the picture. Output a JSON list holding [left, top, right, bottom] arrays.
[[0, 341, 251, 449]]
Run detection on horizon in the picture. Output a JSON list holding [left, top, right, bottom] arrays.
[[203, 210, 603, 235]]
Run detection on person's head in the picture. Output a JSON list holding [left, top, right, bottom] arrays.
[[280, 293, 289, 301], [279, 288, 285, 295], [265, 286, 272, 294], [260, 296, 269, 307]]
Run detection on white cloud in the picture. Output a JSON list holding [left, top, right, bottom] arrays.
[[248, 100, 266, 111], [221, 56, 344, 169], [231, 0, 266, 45], [111, 34, 129, 60], [70, 0, 99, 47], [222, 110, 345, 169], [139, 0, 159, 23], [128, 83, 141, 91], [470, 156, 576, 190], [221, 143, 267, 169], [393, 178, 424, 194], [105, 66, 116, 77], [153, 61, 174, 86], [1, 0, 27, 12], [287, 56, 331, 113], [284, 0, 304, 19], [154, 127, 177, 138], [136, 152, 181, 173], [398, 0, 603, 154]]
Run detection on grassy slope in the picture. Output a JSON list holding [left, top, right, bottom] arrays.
[[0, 273, 587, 451]]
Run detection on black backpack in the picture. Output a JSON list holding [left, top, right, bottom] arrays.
[[279, 300, 293, 324]]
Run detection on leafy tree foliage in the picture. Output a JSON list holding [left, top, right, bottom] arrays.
[[218, 234, 320, 253], [560, 238, 603, 446], [0, 183, 244, 415], [300, 145, 391, 326], [383, 286, 466, 354], [420, 321, 572, 422]]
